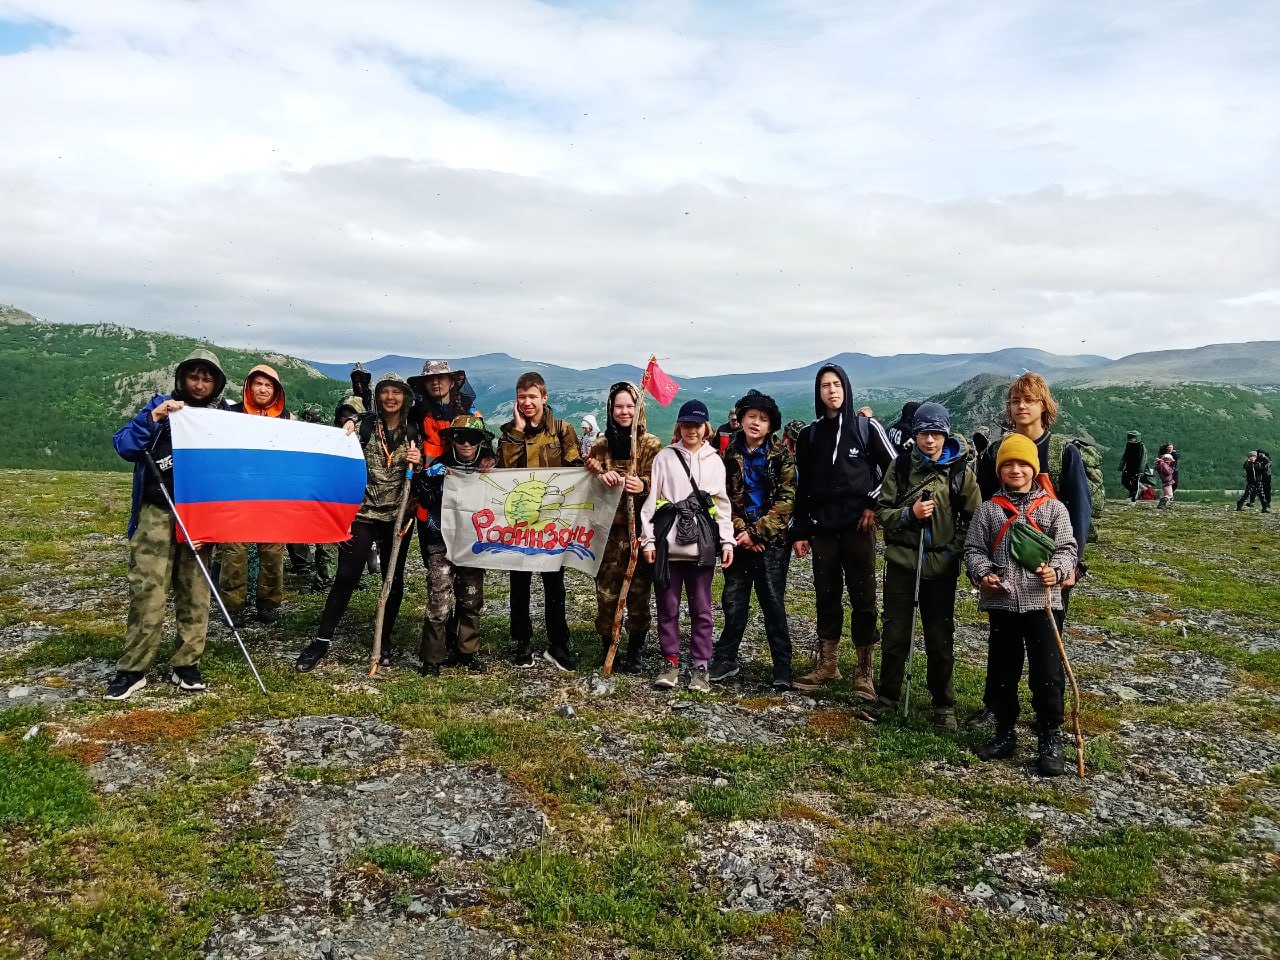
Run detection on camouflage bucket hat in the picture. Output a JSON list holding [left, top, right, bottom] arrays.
[[439, 414, 494, 444], [373, 372, 413, 403], [409, 359, 466, 392]]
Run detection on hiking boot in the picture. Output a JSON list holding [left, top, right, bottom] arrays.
[[653, 663, 680, 689], [976, 726, 1018, 761], [225, 608, 246, 629], [258, 605, 282, 625], [544, 644, 577, 672], [458, 653, 486, 674], [932, 709, 959, 732], [615, 637, 645, 674], [771, 670, 794, 692], [794, 639, 841, 690], [296, 639, 331, 673], [707, 658, 740, 682], [311, 577, 333, 594], [852, 644, 876, 701], [689, 665, 712, 693], [419, 662, 441, 677], [104, 670, 146, 701], [377, 649, 394, 668], [513, 641, 535, 668], [170, 664, 207, 692], [1037, 727, 1066, 777], [967, 707, 997, 730]]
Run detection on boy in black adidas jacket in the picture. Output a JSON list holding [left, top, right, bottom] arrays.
[[874, 403, 980, 729], [789, 364, 897, 697]]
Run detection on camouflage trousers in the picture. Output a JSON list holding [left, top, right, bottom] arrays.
[[219, 541, 286, 614], [420, 543, 484, 664], [593, 526, 653, 642], [119, 503, 212, 672]]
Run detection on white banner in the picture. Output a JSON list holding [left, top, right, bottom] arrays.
[[441, 468, 624, 576]]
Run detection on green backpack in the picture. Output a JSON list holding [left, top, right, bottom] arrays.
[[1045, 433, 1104, 544]]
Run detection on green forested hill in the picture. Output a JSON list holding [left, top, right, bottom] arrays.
[[0, 310, 352, 472], [932, 375, 1280, 492]]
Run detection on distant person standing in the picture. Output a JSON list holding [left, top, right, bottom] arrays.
[[714, 408, 740, 455], [885, 401, 921, 457], [1158, 443, 1180, 493], [1237, 451, 1261, 511], [1119, 431, 1145, 502], [1155, 454, 1176, 509], [580, 414, 600, 451], [1258, 450, 1272, 513]]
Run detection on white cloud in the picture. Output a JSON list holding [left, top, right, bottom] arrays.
[[0, 0, 1277, 374]]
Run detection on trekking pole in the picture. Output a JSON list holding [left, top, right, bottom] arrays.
[[603, 367, 649, 678], [901, 491, 931, 717], [1045, 591, 1086, 778], [370, 456, 415, 677], [142, 450, 268, 696]]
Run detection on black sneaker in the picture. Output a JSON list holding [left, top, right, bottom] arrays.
[[459, 653, 485, 674], [544, 645, 577, 672], [104, 671, 146, 701], [170, 664, 207, 692], [258, 606, 282, 625], [296, 639, 331, 673], [707, 659, 740, 682], [378, 649, 394, 668], [976, 727, 1018, 761], [771, 675, 794, 692], [967, 707, 998, 730], [513, 642, 535, 668], [419, 662, 441, 677]]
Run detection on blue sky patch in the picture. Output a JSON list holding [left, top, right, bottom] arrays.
[[0, 18, 67, 56]]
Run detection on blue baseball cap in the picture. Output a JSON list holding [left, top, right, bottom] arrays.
[[676, 399, 710, 424]]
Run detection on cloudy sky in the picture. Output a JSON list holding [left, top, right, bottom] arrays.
[[1, 1, 1277, 374]]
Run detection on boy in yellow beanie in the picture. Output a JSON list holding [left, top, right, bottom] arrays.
[[963, 435, 1078, 776]]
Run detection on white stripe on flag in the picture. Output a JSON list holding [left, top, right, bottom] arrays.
[[170, 407, 364, 460]]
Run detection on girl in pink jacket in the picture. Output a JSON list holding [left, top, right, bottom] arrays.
[[641, 400, 735, 692]]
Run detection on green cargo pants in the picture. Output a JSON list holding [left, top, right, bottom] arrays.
[[119, 503, 212, 672], [877, 561, 957, 711], [219, 541, 286, 614]]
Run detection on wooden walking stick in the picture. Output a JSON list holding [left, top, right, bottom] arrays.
[[1045, 590, 1086, 778], [602, 366, 650, 677], [370, 445, 416, 677]]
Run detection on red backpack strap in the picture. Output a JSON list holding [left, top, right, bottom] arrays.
[[1035, 472, 1058, 500], [991, 495, 1019, 550]]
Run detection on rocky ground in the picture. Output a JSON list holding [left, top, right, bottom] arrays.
[[1, 470, 1278, 959]]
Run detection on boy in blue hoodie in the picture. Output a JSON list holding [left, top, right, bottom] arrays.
[[874, 403, 980, 729]]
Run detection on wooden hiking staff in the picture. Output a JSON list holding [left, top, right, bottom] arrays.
[[370, 453, 415, 677], [1045, 591, 1086, 778], [602, 366, 650, 677]]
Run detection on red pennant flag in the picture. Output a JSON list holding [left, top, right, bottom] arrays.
[[644, 358, 680, 406]]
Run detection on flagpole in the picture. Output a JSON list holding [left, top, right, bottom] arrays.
[[602, 359, 651, 677], [143, 450, 268, 696]]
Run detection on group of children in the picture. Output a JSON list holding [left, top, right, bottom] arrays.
[[109, 356, 1083, 776]]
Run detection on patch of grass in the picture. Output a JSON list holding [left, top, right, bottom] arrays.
[[832, 815, 1031, 886], [1050, 825, 1192, 903], [689, 779, 775, 821], [0, 704, 46, 732], [357, 842, 442, 879], [436, 719, 511, 760], [0, 734, 95, 829], [286, 764, 352, 785], [1083, 733, 1124, 773]]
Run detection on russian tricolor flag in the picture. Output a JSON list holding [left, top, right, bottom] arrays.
[[169, 408, 367, 544]]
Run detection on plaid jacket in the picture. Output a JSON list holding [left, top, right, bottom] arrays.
[[963, 488, 1077, 613]]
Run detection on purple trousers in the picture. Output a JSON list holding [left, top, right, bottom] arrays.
[[656, 561, 715, 667]]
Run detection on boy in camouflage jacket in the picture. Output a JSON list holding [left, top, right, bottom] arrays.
[[710, 390, 798, 690]]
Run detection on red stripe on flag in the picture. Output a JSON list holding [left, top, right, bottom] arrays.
[[176, 500, 359, 544]]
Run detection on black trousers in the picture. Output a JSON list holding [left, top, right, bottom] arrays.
[[317, 518, 414, 646], [809, 525, 880, 648], [510, 570, 569, 649], [983, 609, 1065, 730], [714, 543, 792, 680], [878, 564, 956, 709]]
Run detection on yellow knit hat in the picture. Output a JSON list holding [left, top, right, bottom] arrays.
[[996, 434, 1040, 474]]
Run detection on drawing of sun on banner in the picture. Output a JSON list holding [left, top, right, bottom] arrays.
[[441, 468, 624, 575]]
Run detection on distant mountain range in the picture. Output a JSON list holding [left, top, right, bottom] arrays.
[[2, 301, 1277, 489]]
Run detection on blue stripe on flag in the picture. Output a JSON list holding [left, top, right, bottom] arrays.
[[173, 447, 367, 506]]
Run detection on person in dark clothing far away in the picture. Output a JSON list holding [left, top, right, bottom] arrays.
[[885, 401, 921, 457], [789, 364, 897, 698], [1119, 431, 1145, 502], [349, 362, 373, 414], [1257, 450, 1272, 512], [714, 409, 740, 455], [1238, 451, 1263, 511]]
